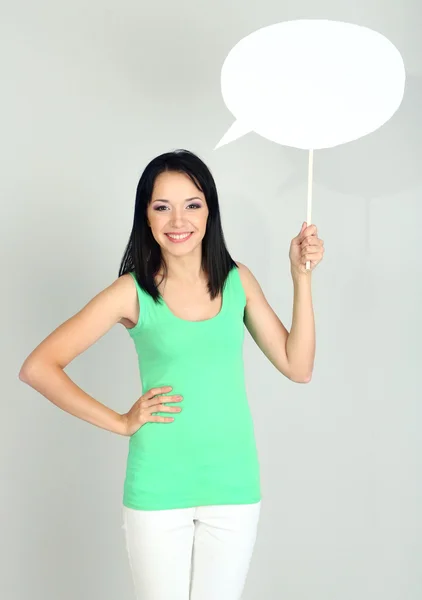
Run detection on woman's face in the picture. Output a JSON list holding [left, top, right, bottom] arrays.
[[146, 171, 209, 257]]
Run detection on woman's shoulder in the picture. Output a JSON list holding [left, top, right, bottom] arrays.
[[233, 261, 262, 304], [116, 272, 142, 329], [234, 260, 250, 281]]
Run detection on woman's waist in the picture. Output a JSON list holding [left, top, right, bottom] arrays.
[[140, 388, 251, 422], [140, 372, 246, 400], [127, 430, 259, 466], [129, 404, 257, 454]]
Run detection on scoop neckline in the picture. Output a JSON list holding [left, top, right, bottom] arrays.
[[158, 291, 225, 324], [157, 270, 231, 324]]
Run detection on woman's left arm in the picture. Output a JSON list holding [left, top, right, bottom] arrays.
[[238, 221, 324, 384], [286, 222, 324, 381], [285, 274, 315, 383]]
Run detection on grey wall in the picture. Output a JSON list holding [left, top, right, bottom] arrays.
[[2, 1, 422, 598]]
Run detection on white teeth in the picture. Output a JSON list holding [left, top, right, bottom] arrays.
[[167, 233, 191, 240]]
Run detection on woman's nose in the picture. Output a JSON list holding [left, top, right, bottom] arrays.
[[169, 211, 186, 227]]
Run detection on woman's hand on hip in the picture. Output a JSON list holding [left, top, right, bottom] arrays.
[[120, 386, 183, 436]]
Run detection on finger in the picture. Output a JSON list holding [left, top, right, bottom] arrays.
[[150, 403, 182, 413], [303, 253, 322, 263], [144, 386, 173, 399], [305, 225, 317, 236], [301, 245, 320, 255], [144, 395, 182, 408], [148, 415, 175, 423], [302, 235, 321, 246]]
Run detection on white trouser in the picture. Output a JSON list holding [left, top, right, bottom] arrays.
[[122, 501, 261, 600]]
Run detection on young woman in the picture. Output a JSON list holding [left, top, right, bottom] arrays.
[[19, 149, 324, 599]]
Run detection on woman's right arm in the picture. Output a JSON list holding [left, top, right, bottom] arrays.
[[18, 274, 138, 436]]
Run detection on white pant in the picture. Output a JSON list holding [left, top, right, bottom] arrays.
[[122, 501, 261, 600]]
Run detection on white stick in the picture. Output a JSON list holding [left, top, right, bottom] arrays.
[[306, 149, 313, 271]]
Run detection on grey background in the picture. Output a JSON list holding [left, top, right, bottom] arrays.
[[2, 0, 422, 598]]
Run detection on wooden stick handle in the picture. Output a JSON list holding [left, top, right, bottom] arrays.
[[306, 149, 313, 271]]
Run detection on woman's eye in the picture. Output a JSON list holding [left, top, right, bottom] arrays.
[[154, 203, 201, 211]]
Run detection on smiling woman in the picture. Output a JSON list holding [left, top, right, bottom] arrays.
[[114, 150, 265, 598]]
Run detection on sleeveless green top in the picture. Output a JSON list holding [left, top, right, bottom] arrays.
[[123, 266, 261, 510]]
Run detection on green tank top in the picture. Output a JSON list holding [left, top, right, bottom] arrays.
[[123, 266, 261, 510]]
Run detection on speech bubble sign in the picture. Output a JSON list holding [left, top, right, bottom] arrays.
[[215, 20, 406, 150]]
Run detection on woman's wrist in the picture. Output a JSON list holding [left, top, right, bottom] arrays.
[[291, 268, 312, 284], [116, 412, 129, 436]]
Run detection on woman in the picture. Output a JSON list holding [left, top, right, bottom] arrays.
[[19, 149, 324, 599]]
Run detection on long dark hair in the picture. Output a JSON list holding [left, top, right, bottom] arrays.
[[118, 149, 237, 303]]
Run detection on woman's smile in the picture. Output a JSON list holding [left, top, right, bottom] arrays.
[[164, 232, 194, 243]]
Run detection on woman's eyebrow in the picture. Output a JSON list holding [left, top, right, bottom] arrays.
[[152, 197, 202, 203]]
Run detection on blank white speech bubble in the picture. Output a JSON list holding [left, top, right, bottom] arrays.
[[215, 20, 406, 150]]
